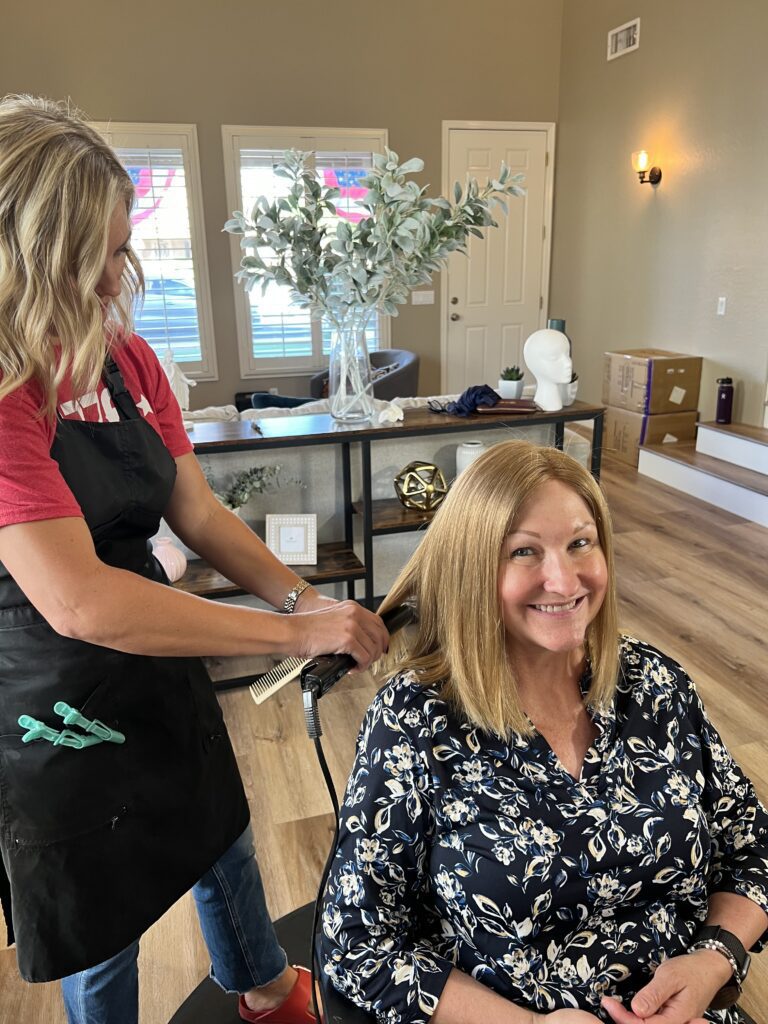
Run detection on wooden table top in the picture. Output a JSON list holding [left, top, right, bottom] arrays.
[[189, 400, 605, 452]]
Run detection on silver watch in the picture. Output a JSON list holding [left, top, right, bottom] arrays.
[[690, 925, 751, 1010], [282, 579, 311, 614]]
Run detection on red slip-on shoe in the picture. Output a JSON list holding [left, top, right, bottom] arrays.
[[238, 965, 316, 1023]]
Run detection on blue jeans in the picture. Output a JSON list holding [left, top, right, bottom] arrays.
[[61, 825, 287, 1024]]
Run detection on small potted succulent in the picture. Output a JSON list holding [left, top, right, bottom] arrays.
[[497, 365, 525, 400]]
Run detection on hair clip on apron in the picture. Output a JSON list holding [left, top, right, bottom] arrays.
[[53, 701, 125, 744], [18, 704, 126, 749], [18, 715, 101, 748]]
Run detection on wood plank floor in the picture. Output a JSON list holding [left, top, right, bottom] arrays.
[[2, 454, 766, 1023]]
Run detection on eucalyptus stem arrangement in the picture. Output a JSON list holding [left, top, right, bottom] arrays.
[[224, 149, 524, 420], [204, 465, 284, 512]]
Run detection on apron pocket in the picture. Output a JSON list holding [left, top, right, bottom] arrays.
[[0, 733, 131, 845], [150, 656, 226, 751], [0, 667, 132, 844], [10, 804, 130, 849]]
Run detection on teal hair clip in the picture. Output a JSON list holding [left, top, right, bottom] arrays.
[[53, 702, 125, 745], [17, 716, 100, 749], [54, 729, 103, 749], [18, 705, 126, 749], [18, 715, 60, 745]]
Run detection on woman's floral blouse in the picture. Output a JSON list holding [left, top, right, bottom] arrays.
[[320, 637, 768, 1023]]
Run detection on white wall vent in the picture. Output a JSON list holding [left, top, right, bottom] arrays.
[[607, 18, 640, 61]]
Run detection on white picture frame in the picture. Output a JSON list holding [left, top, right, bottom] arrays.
[[265, 514, 317, 565]]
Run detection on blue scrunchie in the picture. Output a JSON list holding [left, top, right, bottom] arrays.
[[445, 384, 500, 417]]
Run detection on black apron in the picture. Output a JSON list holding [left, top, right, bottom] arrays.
[[0, 358, 249, 982]]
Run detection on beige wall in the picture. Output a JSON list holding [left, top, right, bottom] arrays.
[[550, 0, 768, 424], [0, 0, 562, 405]]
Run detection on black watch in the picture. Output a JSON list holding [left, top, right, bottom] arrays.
[[691, 925, 751, 1010]]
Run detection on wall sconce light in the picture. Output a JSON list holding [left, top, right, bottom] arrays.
[[631, 150, 662, 185]]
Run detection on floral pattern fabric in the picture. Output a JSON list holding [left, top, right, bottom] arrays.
[[320, 636, 768, 1023]]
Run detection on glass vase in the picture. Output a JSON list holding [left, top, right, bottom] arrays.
[[328, 313, 375, 422]]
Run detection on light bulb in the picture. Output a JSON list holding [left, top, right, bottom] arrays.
[[631, 150, 650, 173]]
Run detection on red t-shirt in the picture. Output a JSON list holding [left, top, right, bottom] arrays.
[[0, 334, 194, 528]]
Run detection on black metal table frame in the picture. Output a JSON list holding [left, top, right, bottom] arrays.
[[193, 406, 605, 610]]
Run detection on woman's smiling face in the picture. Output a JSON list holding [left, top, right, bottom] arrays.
[[498, 479, 608, 661]]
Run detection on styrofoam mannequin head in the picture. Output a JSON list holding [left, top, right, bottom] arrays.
[[523, 329, 573, 411], [524, 329, 572, 383]]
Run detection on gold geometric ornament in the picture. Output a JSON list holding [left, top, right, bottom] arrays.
[[393, 461, 448, 512]]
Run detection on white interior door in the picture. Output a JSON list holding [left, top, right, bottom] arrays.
[[442, 125, 552, 394]]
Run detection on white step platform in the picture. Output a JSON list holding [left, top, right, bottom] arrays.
[[638, 422, 768, 528], [695, 421, 768, 474]]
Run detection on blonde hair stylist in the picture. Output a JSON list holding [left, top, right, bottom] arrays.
[[0, 95, 388, 1024]]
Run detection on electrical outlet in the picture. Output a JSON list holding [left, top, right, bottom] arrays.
[[411, 290, 435, 306], [716, 296, 727, 316]]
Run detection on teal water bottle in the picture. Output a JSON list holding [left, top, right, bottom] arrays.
[[547, 317, 572, 357]]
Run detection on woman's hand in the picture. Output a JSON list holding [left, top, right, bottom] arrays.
[[601, 949, 729, 1024], [291, 599, 390, 671]]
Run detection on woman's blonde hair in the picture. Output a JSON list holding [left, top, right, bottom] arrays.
[[378, 439, 619, 738], [0, 94, 143, 416]]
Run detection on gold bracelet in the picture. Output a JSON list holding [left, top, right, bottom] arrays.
[[282, 579, 311, 614]]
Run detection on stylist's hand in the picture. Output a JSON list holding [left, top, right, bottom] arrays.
[[292, 600, 389, 672], [601, 950, 728, 1024]]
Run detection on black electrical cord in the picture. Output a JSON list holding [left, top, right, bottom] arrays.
[[298, 603, 416, 1020], [309, 730, 341, 1022]]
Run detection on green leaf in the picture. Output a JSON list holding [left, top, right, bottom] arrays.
[[398, 157, 425, 175], [453, 181, 462, 203]]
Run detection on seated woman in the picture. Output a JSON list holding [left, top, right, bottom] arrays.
[[319, 440, 768, 1024]]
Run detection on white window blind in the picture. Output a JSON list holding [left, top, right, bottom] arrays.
[[223, 127, 389, 378], [238, 148, 314, 361], [92, 123, 217, 379]]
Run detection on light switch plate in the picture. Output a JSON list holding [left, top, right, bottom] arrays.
[[411, 290, 435, 305]]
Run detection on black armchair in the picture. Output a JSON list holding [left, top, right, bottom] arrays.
[[310, 348, 419, 401], [242, 350, 420, 413]]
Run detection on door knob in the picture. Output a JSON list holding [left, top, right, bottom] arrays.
[[450, 296, 459, 305], [450, 313, 460, 321]]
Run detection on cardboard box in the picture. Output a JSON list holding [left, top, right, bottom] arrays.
[[602, 349, 702, 414], [605, 406, 699, 466]]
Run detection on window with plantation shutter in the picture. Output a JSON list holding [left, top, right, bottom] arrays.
[[222, 127, 389, 378], [92, 123, 217, 379]]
